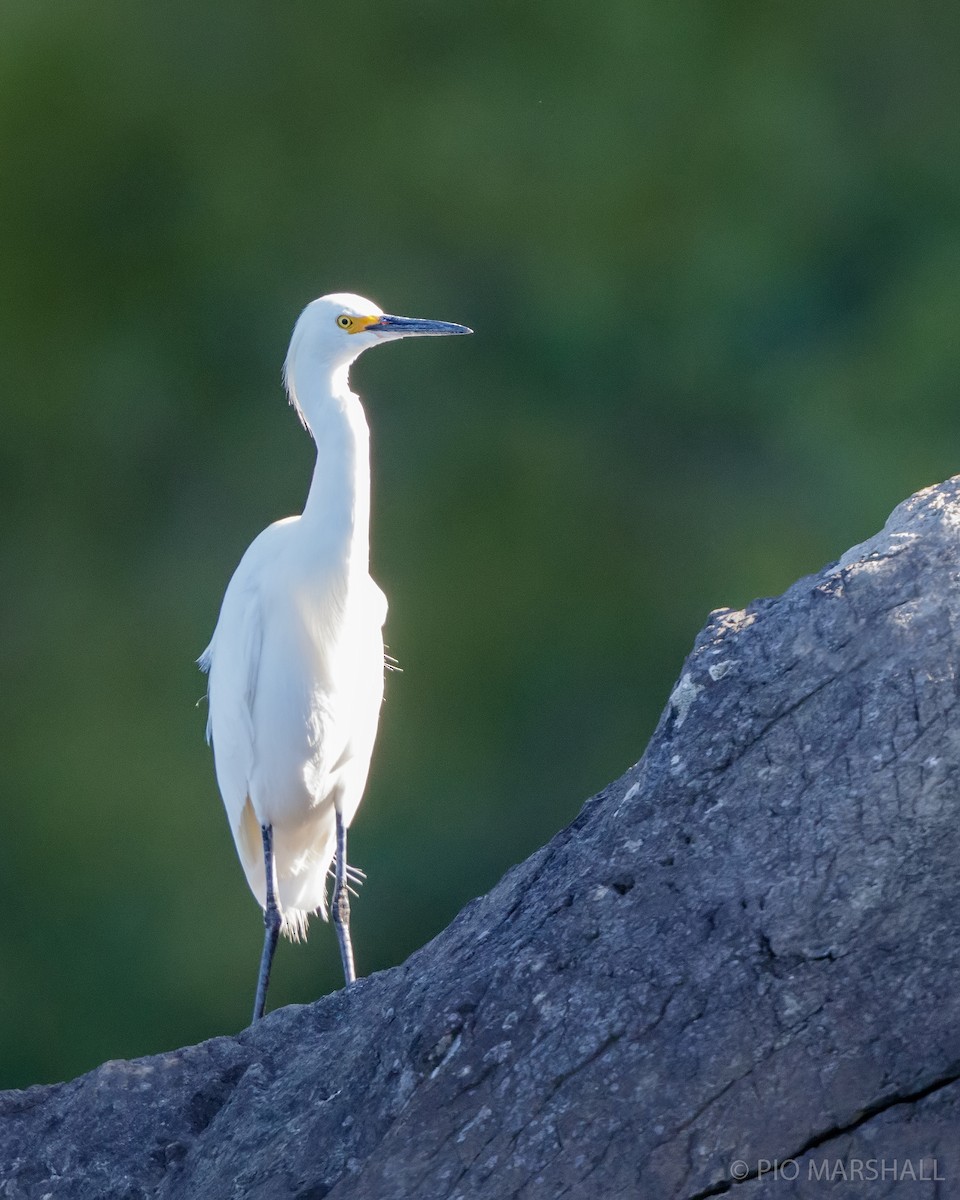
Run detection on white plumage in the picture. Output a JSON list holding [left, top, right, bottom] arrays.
[[199, 292, 470, 1019]]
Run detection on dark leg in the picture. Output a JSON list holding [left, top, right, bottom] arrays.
[[252, 823, 282, 1023], [332, 810, 357, 985]]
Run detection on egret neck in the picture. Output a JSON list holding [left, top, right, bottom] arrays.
[[291, 360, 371, 577]]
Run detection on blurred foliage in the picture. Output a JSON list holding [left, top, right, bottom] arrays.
[[3, 0, 960, 1087]]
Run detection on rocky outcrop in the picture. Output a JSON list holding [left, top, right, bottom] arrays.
[[3, 479, 960, 1199]]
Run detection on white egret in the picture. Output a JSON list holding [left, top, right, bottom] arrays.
[[199, 292, 471, 1021]]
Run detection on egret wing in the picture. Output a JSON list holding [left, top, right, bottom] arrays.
[[200, 568, 264, 853]]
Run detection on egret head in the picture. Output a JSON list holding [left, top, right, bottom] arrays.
[[284, 292, 472, 386]]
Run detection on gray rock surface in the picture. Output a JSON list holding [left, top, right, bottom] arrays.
[[3, 478, 960, 1200]]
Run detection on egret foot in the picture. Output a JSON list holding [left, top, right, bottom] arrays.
[[332, 809, 356, 985], [252, 823, 282, 1022]]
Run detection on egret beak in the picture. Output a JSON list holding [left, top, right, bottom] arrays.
[[370, 314, 473, 338]]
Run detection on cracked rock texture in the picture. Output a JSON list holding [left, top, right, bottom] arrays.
[[4, 478, 960, 1199]]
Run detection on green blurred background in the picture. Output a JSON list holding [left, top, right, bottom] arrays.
[[3, 1, 960, 1088]]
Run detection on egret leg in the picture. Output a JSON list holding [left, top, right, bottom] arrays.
[[332, 810, 356, 985], [252, 823, 282, 1023]]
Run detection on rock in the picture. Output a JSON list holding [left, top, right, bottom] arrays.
[[3, 478, 960, 1200]]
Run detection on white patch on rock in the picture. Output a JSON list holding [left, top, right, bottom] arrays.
[[621, 781, 641, 805], [669, 673, 704, 728]]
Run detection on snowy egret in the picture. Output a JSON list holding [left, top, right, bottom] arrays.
[[200, 292, 471, 1021]]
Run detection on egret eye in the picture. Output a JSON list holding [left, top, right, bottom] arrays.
[[337, 315, 353, 329]]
